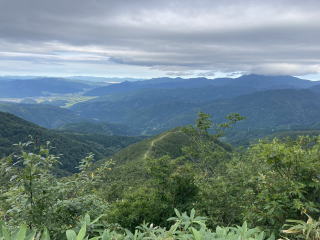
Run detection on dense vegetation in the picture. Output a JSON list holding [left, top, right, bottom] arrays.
[[69, 75, 320, 136], [59, 121, 135, 136], [1, 112, 320, 239], [0, 112, 142, 173], [72, 88, 320, 136], [0, 102, 84, 129]]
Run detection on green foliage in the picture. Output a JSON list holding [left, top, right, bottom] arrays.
[[196, 136, 320, 233], [0, 111, 141, 173], [0, 223, 50, 240], [182, 112, 241, 173], [104, 113, 243, 229], [2, 111, 320, 239], [282, 214, 320, 240], [58, 121, 134, 136], [1, 141, 60, 227], [0, 143, 109, 239], [1, 209, 276, 240], [107, 155, 198, 230]]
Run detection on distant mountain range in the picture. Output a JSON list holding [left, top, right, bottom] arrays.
[[84, 74, 318, 96], [71, 75, 320, 135], [1, 74, 320, 140], [0, 77, 95, 97], [66, 76, 143, 83], [0, 76, 142, 98]]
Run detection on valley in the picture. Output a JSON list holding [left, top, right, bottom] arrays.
[[2, 74, 320, 239], [1, 74, 320, 140]]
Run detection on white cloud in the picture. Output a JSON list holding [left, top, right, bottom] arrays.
[[0, 0, 320, 77]]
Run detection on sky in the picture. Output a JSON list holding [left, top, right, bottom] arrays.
[[0, 0, 320, 79]]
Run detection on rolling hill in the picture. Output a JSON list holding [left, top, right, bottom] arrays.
[[72, 87, 320, 136], [94, 128, 198, 200], [58, 121, 135, 136], [2, 74, 320, 141], [0, 102, 85, 128], [0, 112, 142, 174], [0, 77, 95, 97], [94, 127, 232, 201], [202, 89, 320, 130]]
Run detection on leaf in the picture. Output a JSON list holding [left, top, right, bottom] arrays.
[[15, 225, 27, 240], [174, 209, 181, 218], [66, 230, 77, 240], [40, 228, 51, 240], [191, 227, 202, 240], [25, 230, 36, 240], [84, 214, 91, 225], [90, 214, 106, 225], [1, 224, 11, 239], [190, 209, 195, 219], [76, 225, 87, 240]]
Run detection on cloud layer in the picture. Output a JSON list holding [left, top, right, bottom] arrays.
[[0, 0, 320, 77]]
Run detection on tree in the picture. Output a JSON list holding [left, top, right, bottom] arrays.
[[182, 112, 244, 174], [107, 155, 198, 229], [0, 140, 60, 228]]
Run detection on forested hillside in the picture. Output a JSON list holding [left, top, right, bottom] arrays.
[[1, 112, 320, 240], [58, 121, 135, 136], [0, 102, 85, 128], [2, 75, 320, 141], [71, 88, 320, 135], [0, 112, 142, 173]]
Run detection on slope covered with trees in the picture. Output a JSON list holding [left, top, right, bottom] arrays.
[[0, 112, 142, 173], [0, 102, 86, 128], [1, 75, 320, 141], [58, 121, 135, 136], [1, 112, 320, 240], [71, 88, 320, 136]]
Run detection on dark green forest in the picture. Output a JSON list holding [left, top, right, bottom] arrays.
[[0, 112, 142, 174], [1, 111, 320, 239]]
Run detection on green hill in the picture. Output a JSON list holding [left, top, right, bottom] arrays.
[[58, 121, 135, 136], [96, 127, 231, 201], [203, 89, 320, 129], [0, 112, 142, 174], [96, 129, 189, 200], [0, 102, 85, 128], [71, 88, 320, 136]]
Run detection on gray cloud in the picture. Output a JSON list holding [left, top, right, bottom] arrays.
[[0, 0, 320, 76]]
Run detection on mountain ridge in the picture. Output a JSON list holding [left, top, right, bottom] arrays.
[[0, 111, 142, 174]]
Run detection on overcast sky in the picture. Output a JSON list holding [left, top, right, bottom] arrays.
[[0, 0, 320, 79]]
